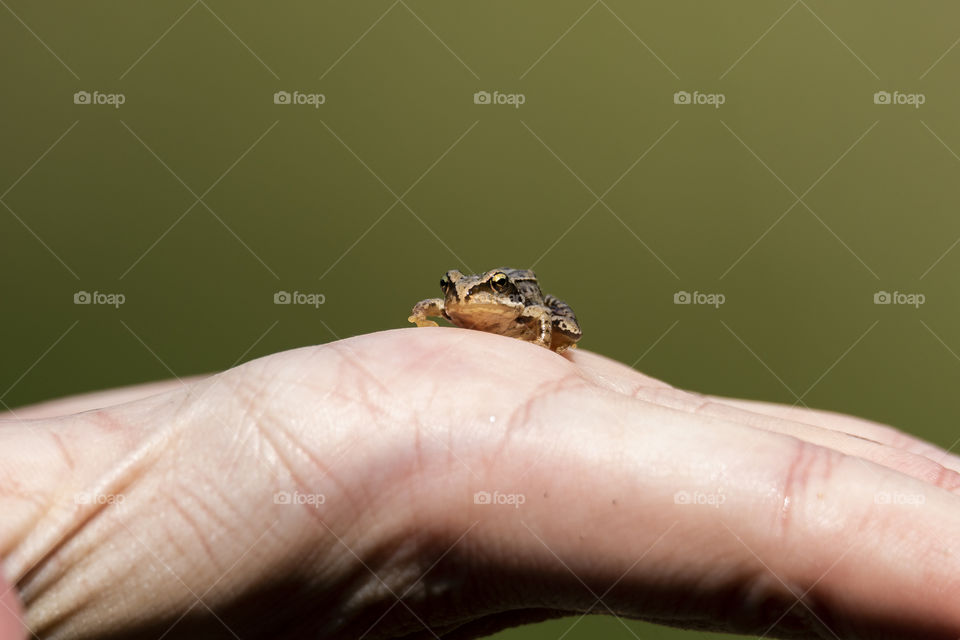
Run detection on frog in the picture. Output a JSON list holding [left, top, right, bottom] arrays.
[[407, 268, 581, 352]]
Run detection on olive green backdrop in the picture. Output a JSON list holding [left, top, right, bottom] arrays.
[[3, 2, 960, 638]]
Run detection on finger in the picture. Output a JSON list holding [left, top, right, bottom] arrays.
[[707, 396, 960, 473], [623, 385, 960, 490], [568, 348, 960, 484]]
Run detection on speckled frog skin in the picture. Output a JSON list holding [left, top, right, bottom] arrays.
[[408, 268, 581, 352]]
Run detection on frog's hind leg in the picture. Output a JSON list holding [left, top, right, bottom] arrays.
[[408, 298, 445, 327], [518, 304, 552, 349], [545, 294, 581, 352]]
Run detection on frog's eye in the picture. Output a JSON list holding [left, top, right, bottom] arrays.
[[489, 273, 509, 292]]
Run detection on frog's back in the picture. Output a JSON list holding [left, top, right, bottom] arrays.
[[502, 268, 543, 303]]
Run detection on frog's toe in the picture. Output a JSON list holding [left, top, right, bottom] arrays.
[[408, 316, 439, 328]]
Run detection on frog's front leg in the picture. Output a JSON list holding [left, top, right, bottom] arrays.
[[518, 304, 552, 349], [408, 298, 445, 327]]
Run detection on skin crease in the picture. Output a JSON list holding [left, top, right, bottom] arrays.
[[1, 329, 960, 638]]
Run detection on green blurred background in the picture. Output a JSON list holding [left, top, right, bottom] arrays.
[[3, 1, 960, 638]]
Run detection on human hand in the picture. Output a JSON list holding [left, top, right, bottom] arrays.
[[2, 328, 959, 639]]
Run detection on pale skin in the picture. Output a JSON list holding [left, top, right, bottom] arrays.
[[2, 328, 960, 639]]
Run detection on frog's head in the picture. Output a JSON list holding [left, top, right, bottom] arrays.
[[441, 268, 526, 325]]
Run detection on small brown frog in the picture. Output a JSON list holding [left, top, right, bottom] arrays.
[[408, 268, 581, 352]]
